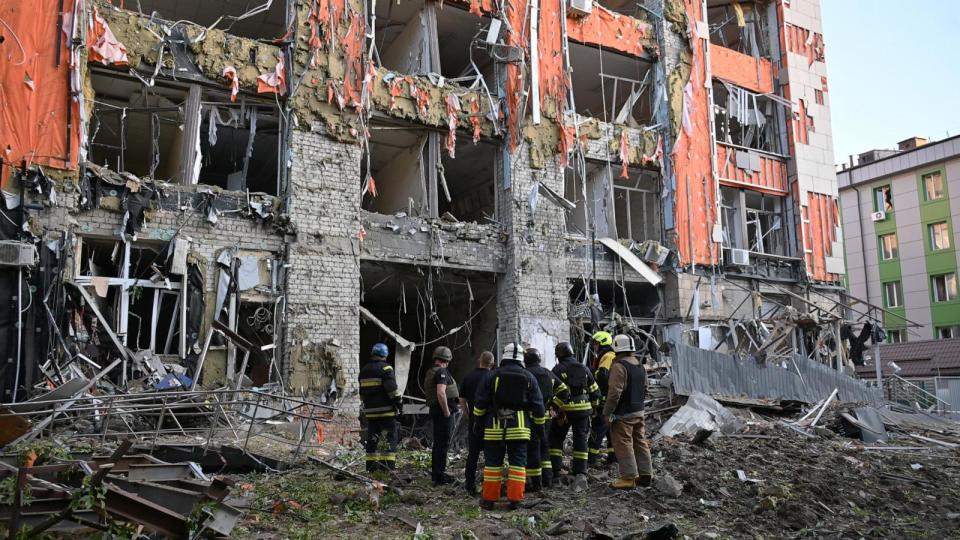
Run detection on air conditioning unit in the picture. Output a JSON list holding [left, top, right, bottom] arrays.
[[568, 0, 593, 17], [0, 241, 37, 268], [728, 248, 750, 266], [871, 211, 886, 222]]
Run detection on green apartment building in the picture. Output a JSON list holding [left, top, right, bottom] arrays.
[[839, 136, 960, 342]]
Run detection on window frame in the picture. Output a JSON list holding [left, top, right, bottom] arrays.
[[932, 272, 959, 303], [922, 171, 946, 202], [886, 329, 905, 343], [883, 280, 903, 308], [878, 233, 899, 260], [873, 185, 893, 213], [937, 325, 960, 339], [928, 221, 952, 251]]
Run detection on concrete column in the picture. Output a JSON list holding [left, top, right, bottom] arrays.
[[497, 150, 569, 368], [286, 127, 363, 433]]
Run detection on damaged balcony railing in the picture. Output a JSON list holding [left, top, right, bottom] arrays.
[[4, 389, 337, 459]]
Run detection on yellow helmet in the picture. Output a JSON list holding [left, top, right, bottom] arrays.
[[591, 331, 613, 347]]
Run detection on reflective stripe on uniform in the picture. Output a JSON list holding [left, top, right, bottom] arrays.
[[360, 378, 382, 387], [562, 402, 592, 412], [573, 450, 589, 459], [549, 449, 563, 457], [473, 407, 487, 416], [507, 466, 526, 482], [542, 461, 552, 469], [525, 467, 542, 477], [532, 415, 547, 425], [365, 411, 396, 418]]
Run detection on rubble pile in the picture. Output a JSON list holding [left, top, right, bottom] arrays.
[[0, 440, 254, 537], [227, 399, 960, 539]]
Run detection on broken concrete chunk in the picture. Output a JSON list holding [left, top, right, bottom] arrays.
[[654, 474, 683, 498]]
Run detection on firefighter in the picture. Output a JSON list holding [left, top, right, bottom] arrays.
[[549, 341, 601, 485], [589, 331, 617, 467], [358, 343, 402, 472], [423, 346, 460, 486], [522, 348, 566, 491], [604, 334, 653, 488], [472, 343, 545, 509]]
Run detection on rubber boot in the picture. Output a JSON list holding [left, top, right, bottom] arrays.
[[611, 476, 637, 490], [542, 469, 554, 488], [527, 476, 542, 493], [636, 474, 652, 488]]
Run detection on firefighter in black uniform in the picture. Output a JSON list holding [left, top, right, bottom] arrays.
[[472, 343, 545, 509], [549, 341, 601, 482], [358, 343, 402, 472], [522, 348, 567, 491]]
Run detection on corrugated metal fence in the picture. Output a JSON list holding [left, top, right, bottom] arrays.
[[671, 344, 883, 405]]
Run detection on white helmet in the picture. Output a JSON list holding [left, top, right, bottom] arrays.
[[612, 334, 635, 353], [502, 342, 525, 362]]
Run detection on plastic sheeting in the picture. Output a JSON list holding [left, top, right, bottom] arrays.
[[658, 391, 743, 438], [670, 344, 883, 405], [0, 0, 80, 173]]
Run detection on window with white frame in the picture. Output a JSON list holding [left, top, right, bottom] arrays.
[[886, 329, 905, 343], [744, 191, 786, 255], [937, 325, 960, 339], [923, 171, 945, 201], [873, 185, 893, 212], [879, 233, 899, 260], [929, 222, 952, 251], [883, 280, 903, 308], [75, 237, 185, 356], [932, 273, 959, 303]]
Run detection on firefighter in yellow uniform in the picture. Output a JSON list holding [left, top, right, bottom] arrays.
[[472, 343, 545, 509], [588, 331, 617, 467]]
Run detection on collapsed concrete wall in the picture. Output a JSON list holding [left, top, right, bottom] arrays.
[[0, 0, 862, 425]]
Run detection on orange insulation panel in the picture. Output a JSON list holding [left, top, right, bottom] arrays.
[[0, 0, 80, 174], [566, 4, 650, 58], [715, 144, 788, 195], [797, 188, 841, 283], [710, 46, 773, 95], [671, 0, 717, 267]]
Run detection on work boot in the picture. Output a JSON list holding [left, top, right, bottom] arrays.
[[572, 473, 589, 492], [636, 475, 652, 488], [507, 501, 520, 510], [527, 476, 542, 493], [611, 477, 637, 490], [465, 483, 478, 496], [480, 500, 495, 510], [542, 470, 553, 488]]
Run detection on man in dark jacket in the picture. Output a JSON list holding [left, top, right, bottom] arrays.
[[523, 348, 566, 491], [603, 334, 653, 489], [423, 345, 460, 486], [358, 343, 402, 472], [472, 343, 545, 509], [459, 351, 495, 495], [549, 341, 601, 485]]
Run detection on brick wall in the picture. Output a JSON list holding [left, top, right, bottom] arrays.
[[497, 149, 570, 366], [286, 127, 363, 441]]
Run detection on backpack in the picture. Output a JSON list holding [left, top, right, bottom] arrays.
[[494, 370, 528, 410], [564, 363, 589, 394]]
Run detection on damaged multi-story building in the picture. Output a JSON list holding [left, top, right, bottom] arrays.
[[0, 0, 855, 434]]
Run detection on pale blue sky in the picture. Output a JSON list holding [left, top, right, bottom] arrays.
[[821, 0, 960, 165]]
